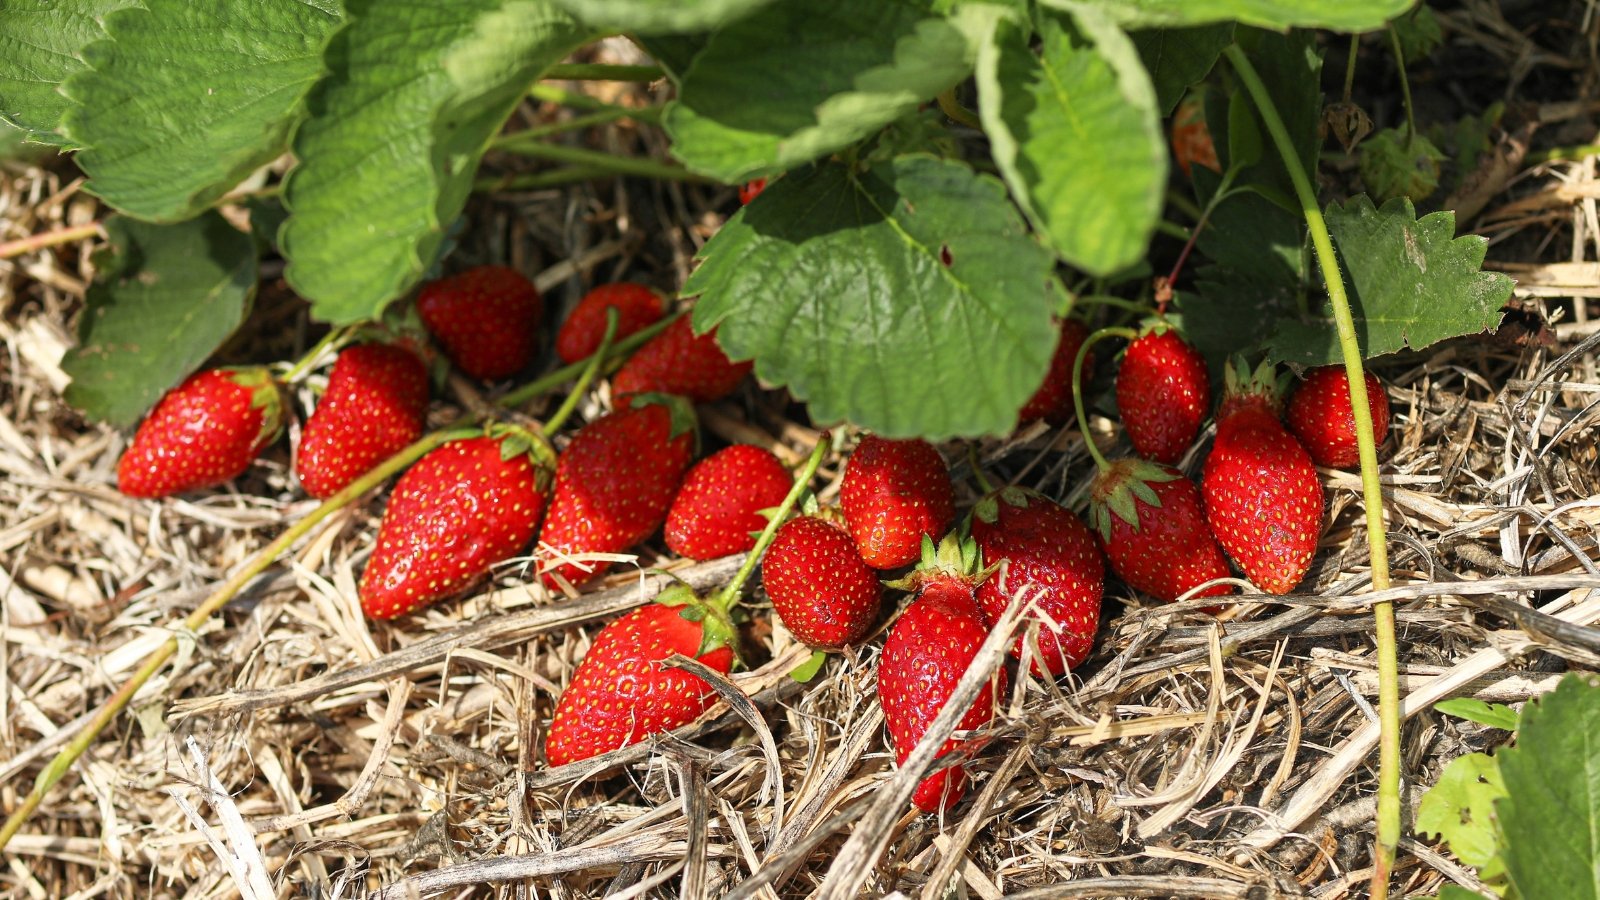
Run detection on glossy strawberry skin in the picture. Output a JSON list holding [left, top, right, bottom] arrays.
[[359, 435, 547, 619], [117, 368, 283, 498], [1117, 328, 1211, 465], [665, 444, 791, 561], [555, 283, 667, 364], [1287, 365, 1390, 469], [296, 343, 429, 499], [879, 581, 1007, 812], [762, 514, 882, 649], [738, 179, 768, 204], [545, 603, 735, 766], [417, 265, 542, 381], [840, 436, 955, 570], [1089, 460, 1230, 605], [1019, 319, 1092, 426], [1202, 395, 1322, 595], [971, 489, 1104, 675], [612, 316, 752, 403], [539, 401, 696, 589]]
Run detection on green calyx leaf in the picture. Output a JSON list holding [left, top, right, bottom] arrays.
[[1088, 457, 1176, 538], [487, 422, 557, 470], [626, 391, 701, 445], [226, 366, 287, 448]]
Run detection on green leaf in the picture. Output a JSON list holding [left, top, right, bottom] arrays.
[[1207, 29, 1322, 216], [1266, 195, 1512, 367], [63, 214, 258, 427], [976, 5, 1164, 276], [1392, 4, 1443, 61], [0, 0, 132, 146], [1359, 125, 1447, 204], [1436, 698, 1521, 732], [281, 0, 593, 324], [663, 0, 984, 182], [60, 0, 341, 222], [1418, 752, 1508, 875], [1438, 887, 1492, 900], [548, 0, 777, 34], [634, 33, 708, 84], [1129, 23, 1233, 114], [1055, 0, 1413, 32], [790, 649, 828, 683], [685, 156, 1058, 439], [1497, 673, 1600, 900]]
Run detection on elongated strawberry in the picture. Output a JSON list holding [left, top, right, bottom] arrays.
[[840, 435, 954, 569], [545, 588, 736, 766], [762, 512, 882, 649], [296, 343, 429, 499], [117, 367, 284, 498], [539, 396, 697, 589], [970, 487, 1104, 675], [359, 429, 551, 618], [555, 283, 667, 364], [612, 315, 752, 403], [1202, 360, 1323, 594], [1287, 365, 1391, 469], [665, 444, 790, 561], [879, 537, 1007, 812], [1088, 459, 1230, 605], [417, 265, 542, 380], [1116, 324, 1211, 465], [1019, 318, 1092, 426]]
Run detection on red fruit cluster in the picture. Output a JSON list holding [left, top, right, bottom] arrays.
[[840, 435, 954, 569], [1117, 326, 1210, 464], [665, 444, 790, 561], [418, 265, 542, 381], [296, 343, 429, 499], [117, 368, 284, 498], [555, 283, 666, 364], [612, 316, 752, 403], [763, 513, 881, 649], [1287, 365, 1391, 469]]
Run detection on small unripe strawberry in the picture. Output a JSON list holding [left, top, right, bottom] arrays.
[[417, 265, 542, 380], [612, 316, 752, 403], [840, 435, 954, 569], [1019, 318, 1092, 426], [1286, 365, 1390, 469], [1116, 325, 1210, 465], [555, 283, 667, 364], [762, 513, 881, 649], [296, 343, 429, 499], [665, 444, 791, 561], [117, 367, 284, 498]]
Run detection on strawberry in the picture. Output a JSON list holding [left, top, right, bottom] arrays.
[[611, 315, 752, 403], [117, 367, 284, 498], [970, 487, 1104, 675], [539, 396, 697, 589], [761, 512, 882, 649], [738, 178, 768, 205], [359, 430, 551, 619], [1116, 324, 1211, 465], [879, 537, 1007, 812], [417, 265, 542, 380], [1018, 318, 1092, 426], [1088, 459, 1231, 605], [545, 590, 736, 766], [1172, 92, 1220, 178], [555, 283, 667, 364], [840, 435, 954, 570], [1286, 365, 1391, 469], [295, 343, 429, 499], [1201, 360, 1323, 594], [665, 444, 791, 561]]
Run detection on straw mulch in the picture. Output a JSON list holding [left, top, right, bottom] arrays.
[[5, 21, 1600, 900]]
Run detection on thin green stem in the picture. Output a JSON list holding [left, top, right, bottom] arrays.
[[1071, 327, 1139, 474], [541, 309, 618, 436], [1342, 34, 1360, 104], [1528, 142, 1600, 164], [543, 63, 663, 82], [1385, 27, 1418, 146], [1156, 220, 1193, 241], [491, 141, 706, 182], [965, 446, 998, 495], [491, 106, 662, 152], [528, 83, 632, 111], [280, 325, 353, 384], [475, 166, 618, 194], [1226, 43, 1397, 900], [711, 436, 832, 614], [1165, 189, 1205, 223], [936, 88, 981, 130], [500, 311, 681, 410], [1074, 294, 1150, 316], [1164, 168, 1240, 293]]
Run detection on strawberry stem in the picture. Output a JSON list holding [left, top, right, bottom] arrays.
[[709, 435, 832, 615], [540, 307, 619, 436], [1070, 326, 1138, 474], [279, 324, 354, 385], [498, 310, 681, 410], [1226, 43, 1399, 899], [965, 445, 998, 495]]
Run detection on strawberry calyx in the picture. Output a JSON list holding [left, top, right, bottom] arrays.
[[485, 422, 557, 489], [884, 532, 992, 594], [223, 366, 287, 451], [1219, 355, 1289, 421], [655, 580, 740, 661], [1086, 457, 1182, 542], [622, 391, 699, 451]]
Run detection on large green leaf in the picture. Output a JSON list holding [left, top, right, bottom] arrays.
[[61, 0, 342, 222], [1205, 29, 1322, 216], [548, 0, 775, 34], [0, 0, 132, 147], [976, 5, 1164, 276], [281, 0, 592, 324], [1266, 195, 1511, 367], [663, 0, 983, 183], [63, 214, 258, 427], [1416, 752, 1509, 885], [1497, 674, 1600, 900], [1057, 0, 1413, 32], [685, 156, 1058, 439], [1129, 23, 1233, 114]]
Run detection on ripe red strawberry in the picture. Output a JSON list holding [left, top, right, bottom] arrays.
[[1018, 318, 1092, 426], [117, 367, 284, 498], [611, 315, 752, 403], [738, 178, 767, 205], [545, 594, 736, 766], [1116, 325, 1211, 464], [417, 265, 542, 380], [970, 487, 1104, 675], [1287, 365, 1391, 469], [1088, 459, 1231, 605], [555, 283, 667, 364], [539, 397, 697, 589], [762, 512, 882, 649], [665, 444, 791, 561], [1172, 92, 1220, 178], [359, 430, 551, 619], [840, 435, 954, 569], [296, 343, 429, 499], [1202, 360, 1323, 594], [879, 540, 1007, 812]]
